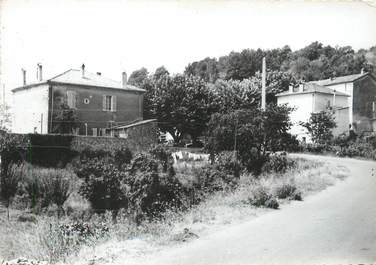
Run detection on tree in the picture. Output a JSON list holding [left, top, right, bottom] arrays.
[[52, 103, 80, 134], [0, 102, 11, 132], [211, 71, 296, 113], [185, 57, 219, 83], [154, 74, 216, 144], [154, 66, 169, 80], [206, 105, 293, 173], [300, 111, 337, 144], [128, 67, 149, 87]]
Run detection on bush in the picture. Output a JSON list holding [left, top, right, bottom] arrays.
[[248, 186, 279, 209], [149, 145, 173, 172], [275, 183, 302, 200], [206, 105, 294, 174], [192, 152, 241, 193], [125, 154, 185, 217], [215, 151, 241, 179], [262, 153, 296, 173], [114, 147, 133, 168], [336, 139, 376, 160], [77, 158, 128, 215], [193, 165, 231, 192]]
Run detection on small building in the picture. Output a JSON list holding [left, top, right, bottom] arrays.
[[309, 71, 376, 134], [276, 83, 350, 142], [12, 64, 149, 136]]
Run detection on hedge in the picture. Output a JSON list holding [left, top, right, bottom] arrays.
[[0, 121, 158, 168]]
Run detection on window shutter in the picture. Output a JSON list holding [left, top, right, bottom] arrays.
[[92, 128, 98, 137], [67, 91, 72, 108], [73, 91, 78, 109], [102, 95, 106, 111], [112, 95, 117, 112]]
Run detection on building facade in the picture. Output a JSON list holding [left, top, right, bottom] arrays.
[[12, 65, 146, 136], [277, 83, 349, 142], [310, 71, 376, 134]]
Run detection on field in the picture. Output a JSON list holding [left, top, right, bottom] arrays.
[[0, 153, 349, 265]]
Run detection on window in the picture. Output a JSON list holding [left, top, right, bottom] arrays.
[[103, 95, 117, 111], [67, 91, 77, 108]]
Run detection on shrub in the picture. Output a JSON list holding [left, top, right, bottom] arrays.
[[193, 165, 230, 192], [206, 105, 294, 174], [149, 145, 173, 172], [300, 111, 336, 145], [215, 151, 241, 179], [0, 133, 27, 177], [114, 147, 133, 168], [248, 186, 279, 209], [262, 153, 296, 173], [265, 197, 279, 209], [77, 158, 128, 215], [275, 183, 302, 200], [192, 151, 241, 192], [337, 140, 376, 160], [125, 154, 185, 217]]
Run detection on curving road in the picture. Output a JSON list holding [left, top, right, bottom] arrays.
[[126, 154, 376, 265]]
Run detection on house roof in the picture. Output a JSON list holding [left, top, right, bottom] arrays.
[[111, 119, 157, 130], [309, 72, 369, 86], [12, 69, 145, 93], [276, 83, 349, 97]]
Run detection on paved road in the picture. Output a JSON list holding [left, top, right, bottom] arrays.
[[128, 155, 376, 265]]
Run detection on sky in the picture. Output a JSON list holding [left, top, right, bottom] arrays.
[[1, 0, 376, 103]]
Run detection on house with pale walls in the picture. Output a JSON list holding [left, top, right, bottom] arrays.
[[12, 64, 155, 137], [309, 70, 376, 134], [276, 83, 350, 142]]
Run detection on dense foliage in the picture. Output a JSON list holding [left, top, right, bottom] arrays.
[[184, 42, 375, 82], [128, 42, 376, 145], [52, 103, 80, 134], [206, 105, 294, 173], [300, 111, 337, 144]]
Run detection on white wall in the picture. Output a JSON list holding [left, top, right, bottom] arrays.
[[12, 84, 49, 134], [278, 93, 313, 141], [278, 92, 350, 142], [325, 83, 353, 124]]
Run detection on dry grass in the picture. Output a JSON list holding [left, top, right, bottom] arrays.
[[0, 156, 350, 265]]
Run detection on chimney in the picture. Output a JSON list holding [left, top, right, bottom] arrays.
[[81, 64, 85, 78], [122, 71, 127, 89], [37, 63, 43, 81], [22, 69, 26, 86], [289, 84, 293, 93]]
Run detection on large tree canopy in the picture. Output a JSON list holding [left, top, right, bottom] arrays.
[[153, 74, 216, 144], [184, 42, 374, 83]]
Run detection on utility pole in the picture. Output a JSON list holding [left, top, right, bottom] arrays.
[[233, 117, 238, 162], [261, 57, 266, 111], [40, 114, 43, 133]]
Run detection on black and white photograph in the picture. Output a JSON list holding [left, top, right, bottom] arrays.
[[1, 0, 376, 264]]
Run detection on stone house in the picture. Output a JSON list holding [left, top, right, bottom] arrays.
[[12, 64, 153, 137]]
